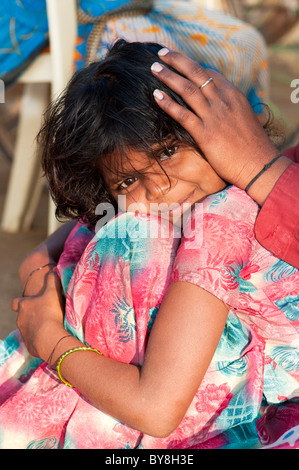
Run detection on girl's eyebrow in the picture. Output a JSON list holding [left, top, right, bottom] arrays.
[[108, 171, 137, 187], [105, 141, 183, 187], [106, 159, 158, 187], [105, 167, 142, 188]]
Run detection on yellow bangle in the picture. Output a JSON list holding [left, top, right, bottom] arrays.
[[56, 347, 103, 387]]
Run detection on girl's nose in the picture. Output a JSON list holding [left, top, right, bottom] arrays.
[[144, 174, 171, 202]]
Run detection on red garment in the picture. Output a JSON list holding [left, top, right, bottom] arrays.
[[255, 142, 299, 268]]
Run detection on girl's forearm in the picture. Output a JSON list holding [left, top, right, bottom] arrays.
[[43, 282, 228, 438], [48, 330, 176, 438]]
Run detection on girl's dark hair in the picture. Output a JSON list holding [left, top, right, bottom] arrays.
[[39, 39, 200, 225], [38, 39, 281, 225]]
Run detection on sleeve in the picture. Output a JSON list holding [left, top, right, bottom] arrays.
[[283, 141, 299, 164], [171, 188, 256, 308], [254, 162, 299, 269]]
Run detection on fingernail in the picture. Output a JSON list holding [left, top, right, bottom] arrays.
[[158, 48, 169, 57], [153, 89, 164, 100], [151, 62, 163, 73]]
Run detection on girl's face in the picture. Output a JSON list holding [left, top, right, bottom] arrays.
[[103, 143, 226, 224]]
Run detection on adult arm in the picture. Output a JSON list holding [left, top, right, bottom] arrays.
[[254, 143, 299, 267], [151, 49, 299, 266], [18, 220, 76, 295], [12, 274, 228, 437]]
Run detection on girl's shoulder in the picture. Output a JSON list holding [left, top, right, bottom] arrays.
[[173, 187, 262, 307], [199, 185, 259, 225], [179, 186, 259, 270], [181, 185, 259, 252]]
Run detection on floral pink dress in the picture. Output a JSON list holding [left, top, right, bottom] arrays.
[[0, 186, 298, 449]]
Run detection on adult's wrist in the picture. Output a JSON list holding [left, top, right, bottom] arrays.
[[19, 250, 56, 288], [230, 141, 279, 189], [246, 155, 293, 206], [22, 263, 57, 297]]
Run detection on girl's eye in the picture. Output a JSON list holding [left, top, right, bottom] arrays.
[[159, 146, 178, 162], [118, 176, 138, 191]]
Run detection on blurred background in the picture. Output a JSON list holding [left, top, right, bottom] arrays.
[[0, 0, 298, 338]]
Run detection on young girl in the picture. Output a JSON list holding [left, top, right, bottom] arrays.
[[1, 40, 298, 449]]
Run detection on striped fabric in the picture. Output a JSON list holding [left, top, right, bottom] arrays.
[[75, 0, 269, 113]]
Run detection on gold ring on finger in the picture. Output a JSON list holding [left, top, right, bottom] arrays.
[[199, 77, 213, 90]]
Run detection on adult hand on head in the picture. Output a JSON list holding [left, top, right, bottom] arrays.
[[11, 270, 66, 361], [151, 49, 292, 205]]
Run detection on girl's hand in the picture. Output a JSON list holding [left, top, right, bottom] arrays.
[[151, 49, 290, 197], [11, 271, 66, 360]]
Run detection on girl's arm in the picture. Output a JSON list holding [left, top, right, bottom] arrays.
[[13, 275, 228, 438]]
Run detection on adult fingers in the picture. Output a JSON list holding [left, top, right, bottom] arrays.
[[153, 88, 204, 143], [206, 68, 238, 92], [157, 48, 243, 104], [151, 60, 211, 114], [157, 48, 218, 99]]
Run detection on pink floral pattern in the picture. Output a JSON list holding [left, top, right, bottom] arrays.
[[0, 189, 298, 449], [172, 186, 299, 407]]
